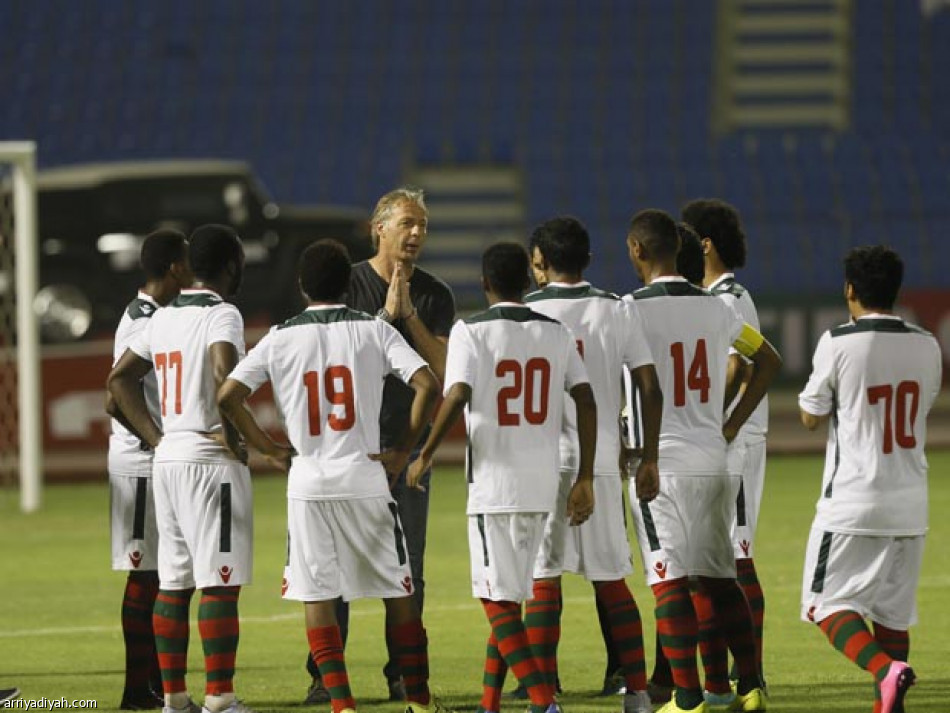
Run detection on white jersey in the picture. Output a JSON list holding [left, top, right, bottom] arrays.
[[129, 288, 246, 464], [525, 282, 654, 475], [629, 277, 746, 475], [709, 273, 768, 440], [109, 292, 161, 475], [444, 302, 590, 515], [799, 314, 941, 535], [228, 305, 427, 501]]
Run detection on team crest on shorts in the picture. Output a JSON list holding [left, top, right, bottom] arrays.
[[740, 540, 751, 556], [653, 560, 668, 579], [807, 605, 816, 622], [218, 565, 233, 584], [401, 576, 412, 594], [128, 550, 143, 569], [281, 577, 289, 596]]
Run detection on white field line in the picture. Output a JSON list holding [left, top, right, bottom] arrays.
[[0, 596, 596, 639]]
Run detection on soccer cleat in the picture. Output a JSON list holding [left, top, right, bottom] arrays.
[[389, 677, 408, 702], [600, 668, 626, 696], [475, 708, 498, 713], [623, 690, 652, 713], [302, 677, 330, 705], [656, 698, 709, 713], [879, 661, 915, 713], [0, 690, 20, 704], [648, 680, 674, 704], [120, 689, 164, 710], [163, 699, 201, 713], [404, 699, 456, 713], [201, 701, 257, 713], [727, 687, 766, 712], [703, 689, 736, 708]]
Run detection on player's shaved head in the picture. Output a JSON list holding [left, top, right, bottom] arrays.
[[675, 222, 704, 286], [845, 245, 904, 310], [299, 239, 352, 302], [189, 224, 244, 282], [482, 242, 531, 300], [628, 209, 680, 261], [140, 229, 187, 280]]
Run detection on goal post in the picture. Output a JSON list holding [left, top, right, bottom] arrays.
[[0, 141, 42, 512]]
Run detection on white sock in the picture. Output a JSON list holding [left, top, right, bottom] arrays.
[[165, 692, 191, 710], [203, 692, 236, 713]]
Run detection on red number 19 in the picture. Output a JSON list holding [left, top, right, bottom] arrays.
[[304, 365, 356, 435]]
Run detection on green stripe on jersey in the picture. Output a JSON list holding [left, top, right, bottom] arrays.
[[464, 305, 560, 325], [126, 298, 157, 320], [710, 278, 747, 299], [171, 293, 222, 308], [525, 284, 619, 302], [630, 281, 710, 301], [830, 318, 931, 338], [277, 307, 373, 329]]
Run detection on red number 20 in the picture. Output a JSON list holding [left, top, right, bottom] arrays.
[[496, 358, 551, 426], [303, 365, 356, 435]]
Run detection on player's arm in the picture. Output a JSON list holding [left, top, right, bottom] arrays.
[[724, 353, 751, 410], [403, 318, 449, 384], [104, 390, 149, 444], [800, 409, 830, 431], [107, 348, 162, 449], [217, 379, 294, 472], [210, 341, 247, 464], [723, 324, 782, 443], [629, 363, 662, 502], [406, 382, 470, 490], [371, 365, 440, 481], [566, 381, 597, 526]]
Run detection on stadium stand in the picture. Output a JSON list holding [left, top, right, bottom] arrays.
[[1, 0, 949, 297]]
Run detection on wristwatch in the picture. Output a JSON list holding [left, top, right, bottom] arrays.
[[376, 308, 393, 323]]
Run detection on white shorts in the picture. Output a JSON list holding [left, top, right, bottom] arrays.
[[630, 473, 739, 586], [110, 473, 158, 571], [801, 528, 925, 630], [152, 460, 253, 590], [729, 439, 767, 559], [470, 512, 546, 602], [535, 472, 633, 581], [283, 497, 414, 603]]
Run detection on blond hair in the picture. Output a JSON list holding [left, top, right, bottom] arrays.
[[370, 187, 427, 247]]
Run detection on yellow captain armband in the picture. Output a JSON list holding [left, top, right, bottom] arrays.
[[733, 323, 765, 358]]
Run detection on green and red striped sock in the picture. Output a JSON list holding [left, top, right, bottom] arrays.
[[307, 625, 356, 713], [595, 579, 647, 691], [700, 577, 758, 694], [819, 611, 892, 682], [691, 586, 731, 695], [481, 599, 554, 711], [480, 632, 508, 713], [872, 622, 909, 662], [736, 558, 765, 673], [388, 619, 431, 706], [153, 588, 194, 695], [198, 587, 240, 696], [122, 571, 160, 695], [524, 579, 562, 689], [651, 579, 702, 709]]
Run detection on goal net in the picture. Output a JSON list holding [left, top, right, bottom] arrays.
[[0, 142, 42, 512]]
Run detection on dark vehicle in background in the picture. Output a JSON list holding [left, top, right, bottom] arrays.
[[27, 159, 372, 341]]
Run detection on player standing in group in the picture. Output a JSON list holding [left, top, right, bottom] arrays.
[[106, 229, 192, 710], [682, 198, 769, 703], [625, 210, 781, 713], [407, 242, 596, 713], [303, 187, 456, 705], [217, 239, 452, 713], [799, 246, 940, 713], [513, 216, 662, 713], [108, 225, 253, 713]]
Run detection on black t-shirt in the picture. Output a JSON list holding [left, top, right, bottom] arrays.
[[347, 260, 456, 445]]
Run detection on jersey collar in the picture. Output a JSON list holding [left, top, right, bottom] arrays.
[[856, 313, 902, 321], [491, 301, 527, 309], [707, 273, 735, 291], [305, 303, 347, 311], [136, 291, 160, 307], [649, 276, 688, 284], [546, 280, 590, 289], [181, 287, 223, 298]]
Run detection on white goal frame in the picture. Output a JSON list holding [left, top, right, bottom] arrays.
[[1, 141, 42, 512]]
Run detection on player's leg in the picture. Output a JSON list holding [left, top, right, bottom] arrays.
[[190, 462, 253, 713], [523, 471, 572, 692], [303, 597, 348, 705], [802, 530, 918, 713], [647, 632, 673, 703], [628, 476, 703, 711], [151, 463, 199, 713], [286, 499, 355, 713], [112, 471, 162, 708], [479, 631, 509, 713], [472, 513, 556, 713], [383, 457, 431, 701], [734, 440, 767, 679], [594, 588, 624, 695]]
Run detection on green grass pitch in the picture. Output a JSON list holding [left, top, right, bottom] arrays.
[[1, 453, 948, 712]]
